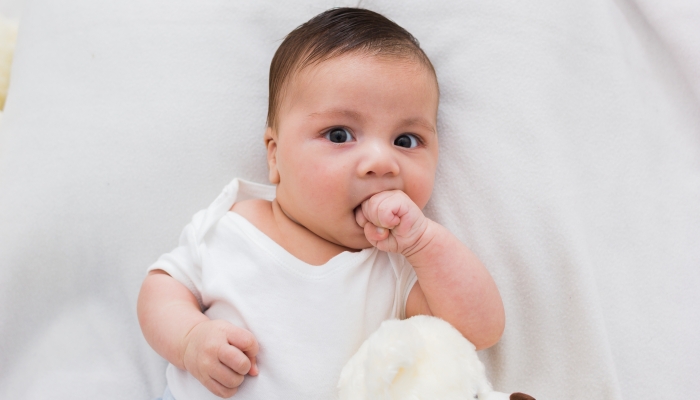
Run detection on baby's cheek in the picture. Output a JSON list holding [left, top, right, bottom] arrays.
[[309, 179, 343, 206], [404, 172, 434, 209]]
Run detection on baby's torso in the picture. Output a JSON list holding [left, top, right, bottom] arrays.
[[167, 210, 401, 400]]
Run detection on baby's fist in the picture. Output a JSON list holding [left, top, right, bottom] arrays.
[[183, 320, 259, 398], [355, 190, 429, 255]]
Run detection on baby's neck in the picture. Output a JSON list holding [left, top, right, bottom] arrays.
[[230, 198, 358, 266]]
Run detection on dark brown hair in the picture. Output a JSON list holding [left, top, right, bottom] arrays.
[[267, 7, 437, 128]]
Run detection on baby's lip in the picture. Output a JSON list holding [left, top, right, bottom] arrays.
[[354, 179, 403, 209], [354, 188, 399, 209], [355, 191, 382, 208], [357, 193, 376, 206]]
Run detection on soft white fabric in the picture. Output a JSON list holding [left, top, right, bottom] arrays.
[[338, 316, 499, 400], [0, 0, 23, 21], [0, 1, 698, 399], [148, 178, 416, 400]]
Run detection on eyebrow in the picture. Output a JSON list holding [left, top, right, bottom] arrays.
[[307, 109, 436, 134], [307, 109, 365, 122], [399, 117, 437, 135]]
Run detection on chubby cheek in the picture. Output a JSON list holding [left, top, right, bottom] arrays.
[[300, 169, 340, 203], [404, 166, 435, 210], [286, 152, 351, 217]]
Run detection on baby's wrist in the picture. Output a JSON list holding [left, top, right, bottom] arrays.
[[401, 218, 439, 260], [179, 318, 208, 371]]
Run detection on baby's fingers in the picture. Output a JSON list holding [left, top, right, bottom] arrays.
[[249, 356, 259, 376], [354, 205, 369, 228], [210, 363, 245, 390], [364, 222, 390, 242], [219, 345, 252, 376], [224, 326, 259, 371], [356, 201, 390, 243], [362, 191, 402, 229], [203, 371, 239, 398]]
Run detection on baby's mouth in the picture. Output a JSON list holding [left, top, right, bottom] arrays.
[[352, 205, 362, 227], [353, 185, 403, 217], [353, 190, 387, 226], [354, 192, 379, 214], [353, 197, 373, 229], [355, 194, 373, 209]]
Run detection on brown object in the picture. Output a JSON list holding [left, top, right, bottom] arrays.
[[510, 393, 536, 400]]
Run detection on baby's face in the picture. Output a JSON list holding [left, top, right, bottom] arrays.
[[266, 53, 439, 250]]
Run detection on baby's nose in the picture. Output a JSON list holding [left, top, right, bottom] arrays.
[[356, 141, 400, 177]]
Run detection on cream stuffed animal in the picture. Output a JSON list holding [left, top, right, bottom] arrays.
[[338, 315, 534, 400], [0, 14, 18, 112]]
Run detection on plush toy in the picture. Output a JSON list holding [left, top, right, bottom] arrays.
[[338, 315, 534, 400], [0, 14, 18, 112]]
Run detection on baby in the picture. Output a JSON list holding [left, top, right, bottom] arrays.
[[138, 7, 505, 400]]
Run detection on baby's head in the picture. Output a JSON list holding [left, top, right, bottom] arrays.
[[264, 8, 440, 250]]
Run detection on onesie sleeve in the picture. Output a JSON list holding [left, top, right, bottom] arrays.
[[389, 253, 418, 320], [147, 209, 208, 310], [399, 259, 418, 320], [146, 178, 276, 310]]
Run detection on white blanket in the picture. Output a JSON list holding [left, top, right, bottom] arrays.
[[0, 0, 698, 398]]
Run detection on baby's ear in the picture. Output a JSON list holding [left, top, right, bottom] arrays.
[[264, 127, 280, 184]]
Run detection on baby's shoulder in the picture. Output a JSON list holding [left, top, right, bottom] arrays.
[[229, 198, 273, 231], [230, 198, 271, 218]]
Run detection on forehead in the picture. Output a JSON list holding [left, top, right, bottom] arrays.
[[278, 53, 439, 123], [292, 52, 437, 92]]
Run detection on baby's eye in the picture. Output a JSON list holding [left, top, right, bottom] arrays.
[[394, 134, 419, 148], [325, 128, 354, 143]]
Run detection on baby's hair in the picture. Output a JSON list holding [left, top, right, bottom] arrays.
[[267, 7, 437, 129]]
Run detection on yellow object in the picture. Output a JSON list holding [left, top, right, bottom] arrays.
[[0, 15, 18, 111]]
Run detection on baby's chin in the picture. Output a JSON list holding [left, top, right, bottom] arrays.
[[331, 226, 374, 252], [342, 236, 374, 252]]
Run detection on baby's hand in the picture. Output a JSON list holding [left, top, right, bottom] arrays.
[[182, 320, 259, 398], [355, 190, 430, 256]]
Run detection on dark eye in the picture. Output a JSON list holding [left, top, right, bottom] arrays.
[[394, 134, 419, 148], [325, 128, 354, 143]]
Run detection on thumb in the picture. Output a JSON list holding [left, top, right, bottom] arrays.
[[225, 325, 259, 363], [249, 356, 259, 376], [364, 222, 390, 242]]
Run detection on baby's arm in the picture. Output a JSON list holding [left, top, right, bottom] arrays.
[[137, 270, 259, 398], [356, 191, 505, 350]]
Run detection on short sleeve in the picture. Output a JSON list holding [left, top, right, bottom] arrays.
[[388, 253, 418, 320], [147, 209, 208, 310], [146, 178, 276, 310]]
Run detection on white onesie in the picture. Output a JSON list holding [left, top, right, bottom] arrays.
[[148, 178, 417, 400]]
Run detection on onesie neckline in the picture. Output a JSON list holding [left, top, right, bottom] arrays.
[[224, 211, 377, 280]]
